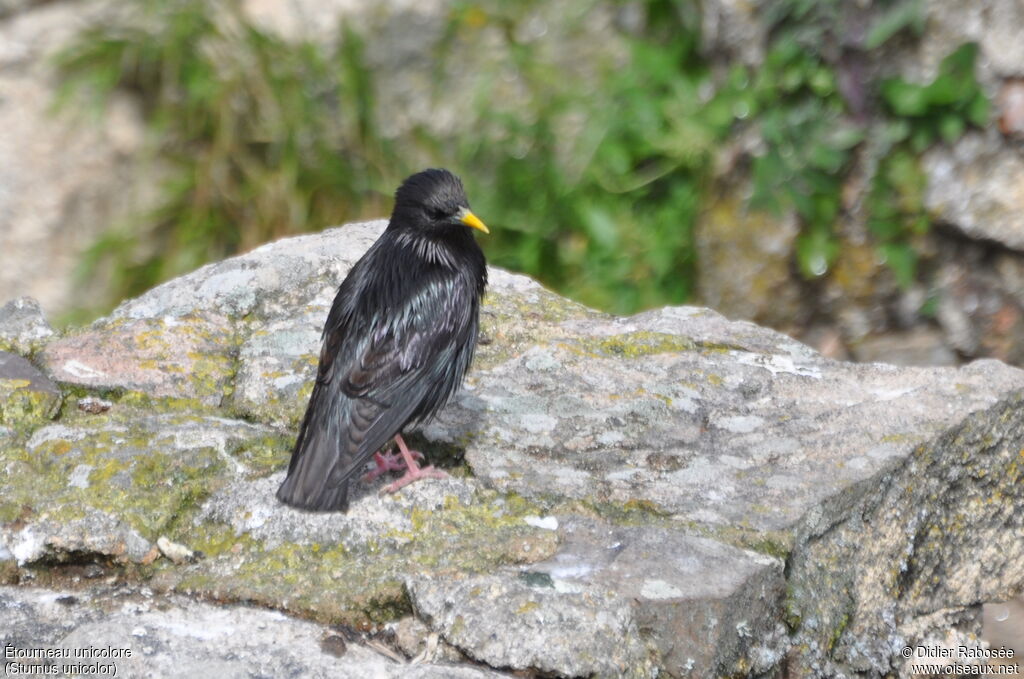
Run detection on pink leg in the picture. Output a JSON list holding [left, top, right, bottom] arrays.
[[380, 433, 447, 494], [362, 447, 424, 482]]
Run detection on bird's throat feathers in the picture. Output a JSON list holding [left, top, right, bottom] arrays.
[[392, 228, 476, 271]]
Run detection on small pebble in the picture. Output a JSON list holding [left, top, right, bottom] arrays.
[[320, 634, 347, 657], [77, 396, 113, 414]]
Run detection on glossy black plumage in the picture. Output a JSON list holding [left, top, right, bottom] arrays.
[[276, 169, 488, 512]]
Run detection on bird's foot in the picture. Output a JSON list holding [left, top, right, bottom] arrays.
[[378, 433, 447, 494], [381, 464, 449, 494], [363, 449, 424, 482]]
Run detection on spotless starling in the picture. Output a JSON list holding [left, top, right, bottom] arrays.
[[276, 169, 489, 512]]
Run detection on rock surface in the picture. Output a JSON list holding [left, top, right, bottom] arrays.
[[0, 297, 56, 355], [0, 0, 155, 316], [0, 350, 61, 426], [934, 239, 1024, 365], [0, 585, 505, 678], [2, 220, 1024, 677], [695, 189, 803, 331], [917, 0, 1024, 81], [925, 132, 1024, 252]]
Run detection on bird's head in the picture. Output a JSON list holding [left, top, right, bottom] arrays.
[[390, 168, 489, 236]]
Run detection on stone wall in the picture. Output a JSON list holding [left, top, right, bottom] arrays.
[[695, 0, 1024, 368]]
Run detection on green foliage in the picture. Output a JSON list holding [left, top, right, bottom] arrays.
[[737, 31, 984, 284], [865, 42, 987, 287], [879, 43, 990, 150], [56, 0, 402, 303], [865, 150, 928, 288], [744, 0, 981, 287], [444, 0, 710, 313], [53, 0, 990, 319], [865, 0, 925, 50], [742, 37, 860, 278]]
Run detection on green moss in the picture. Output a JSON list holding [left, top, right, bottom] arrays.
[[556, 497, 670, 526], [473, 289, 601, 370], [559, 495, 791, 562], [879, 433, 917, 444], [0, 377, 62, 428], [0, 557, 19, 584], [178, 521, 262, 560], [672, 516, 795, 561], [172, 490, 558, 626], [106, 390, 218, 417], [568, 333, 695, 359], [223, 347, 319, 428], [783, 585, 804, 633], [228, 432, 293, 477], [827, 613, 851, 653], [0, 409, 249, 541], [746, 535, 793, 560], [561, 331, 743, 361]]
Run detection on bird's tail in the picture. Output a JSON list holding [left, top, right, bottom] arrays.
[[276, 388, 350, 512]]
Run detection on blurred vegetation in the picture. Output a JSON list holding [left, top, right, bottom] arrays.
[[54, 0, 989, 320], [56, 0, 400, 307]]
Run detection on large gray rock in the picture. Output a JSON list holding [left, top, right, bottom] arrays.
[[4, 220, 1024, 677], [925, 132, 1024, 252], [916, 0, 1024, 81], [0, 350, 61, 427], [0, 585, 508, 678], [933, 239, 1024, 365], [409, 517, 783, 678], [695, 189, 803, 331], [0, 297, 55, 355]]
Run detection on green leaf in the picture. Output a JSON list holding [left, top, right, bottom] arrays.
[[938, 113, 965, 143], [919, 293, 939, 318], [865, 0, 924, 49], [910, 214, 930, 235], [581, 205, 621, 249], [910, 126, 934, 152], [824, 124, 866, 150], [879, 243, 917, 289], [809, 67, 835, 96], [880, 119, 911, 146], [881, 79, 928, 116], [924, 43, 979, 105], [750, 153, 786, 214], [868, 214, 901, 240], [966, 94, 990, 126], [795, 230, 838, 279], [922, 73, 961, 106], [939, 42, 978, 76], [808, 142, 848, 173]]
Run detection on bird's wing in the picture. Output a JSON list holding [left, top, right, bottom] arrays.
[[324, 269, 476, 481], [277, 268, 477, 510]]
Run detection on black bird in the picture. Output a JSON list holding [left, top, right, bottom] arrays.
[[276, 169, 489, 512]]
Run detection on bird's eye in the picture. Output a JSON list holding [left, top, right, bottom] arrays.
[[427, 207, 448, 220]]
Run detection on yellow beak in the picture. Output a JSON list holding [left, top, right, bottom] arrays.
[[458, 208, 490, 234]]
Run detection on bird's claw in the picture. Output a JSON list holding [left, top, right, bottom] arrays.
[[363, 449, 424, 482], [380, 465, 448, 494]]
